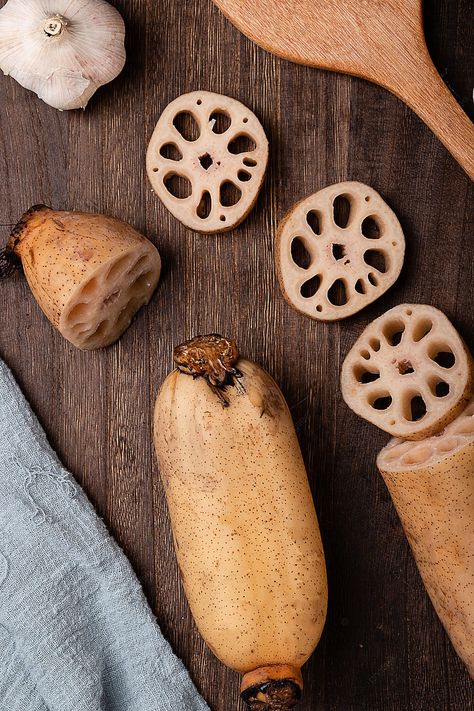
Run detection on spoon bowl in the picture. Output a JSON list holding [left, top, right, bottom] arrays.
[[213, 0, 474, 179]]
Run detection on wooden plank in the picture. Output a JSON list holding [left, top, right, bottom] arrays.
[[212, 0, 474, 179], [0, 0, 472, 709]]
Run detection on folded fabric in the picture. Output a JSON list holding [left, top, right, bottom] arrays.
[[0, 358, 209, 711]]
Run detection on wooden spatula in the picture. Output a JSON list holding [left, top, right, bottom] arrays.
[[213, 0, 474, 180]]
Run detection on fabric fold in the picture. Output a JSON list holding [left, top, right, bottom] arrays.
[[0, 358, 208, 711]]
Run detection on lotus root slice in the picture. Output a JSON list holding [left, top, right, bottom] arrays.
[[276, 182, 405, 321], [60, 246, 161, 350], [341, 304, 474, 440], [146, 91, 268, 233], [377, 399, 474, 471]]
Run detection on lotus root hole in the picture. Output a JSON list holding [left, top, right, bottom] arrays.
[[197, 192, 212, 219], [355, 279, 366, 294], [353, 365, 380, 384], [199, 153, 213, 170], [243, 157, 257, 167], [369, 338, 381, 352], [412, 318, 433, 342], [220, 181, 242, 207], [307, 210, 322, 235], [129, 270, 154, 294], [127, 255, 149, 277], [291, 238, 312, 270], [227, 134, 256, 154], [106, 254, 132, 282], [160, 143, 182, 161], [436, 437, 460, 453], [164, 174, 192, 200], [400, 445, 433, 466], [116, 298, 141, 327], [300, 275, 321, 298], [397, 359, 414, 375], [84, 319, 109, 345], [364, 249, 387, 274], [79, 277, 99, 299], [429, 347, 456, 369], [332, 244, 346, 261], [430, 379, 450, 398], [370, 394, 392, 411], [68, 302, 89, 324], [74, 324, 91, 336], [383, 319, 406, 346], [385, 448, 402, 462], [450, 419, 474, 435], [173, 111, 200, 142], [406, 394, 427, 422], [328, 279, 348, 306], [210, 111, 231, 134], [361, 216, 381, 239], [238, 170, 252, 182], [333, 195, 351, 228], [387, 441, 415, 460]]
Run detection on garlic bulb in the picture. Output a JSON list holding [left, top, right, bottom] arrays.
[[0, 0, 126, 110]]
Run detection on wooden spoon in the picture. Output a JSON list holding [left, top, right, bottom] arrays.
[[212, 0, 474, 180]]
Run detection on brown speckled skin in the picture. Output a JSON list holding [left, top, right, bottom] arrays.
[[379, 442, 474, 677], [9, 206, 161, 348], [154, 358, 327, 678]]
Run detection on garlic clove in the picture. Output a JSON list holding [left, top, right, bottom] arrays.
[[0, 0, 126, 110]]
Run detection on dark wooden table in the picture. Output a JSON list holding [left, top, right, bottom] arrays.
[[1, 1, 473, 709]]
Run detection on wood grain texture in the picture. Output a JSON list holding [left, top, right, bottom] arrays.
[[0, 0, 473, 709], [212, 0, 474, 179]]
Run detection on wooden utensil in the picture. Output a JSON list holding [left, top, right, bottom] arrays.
[[212, 0, 474, 180]]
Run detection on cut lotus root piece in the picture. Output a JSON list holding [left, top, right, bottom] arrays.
[[146, 91, 268, 233], [340, 304, 474, 440], [61, 249, 160, 350], [8, 206, 161, 350], [276, 182, 405, 320], [377, 399, 474, 472], [377, 400, 474, 677]]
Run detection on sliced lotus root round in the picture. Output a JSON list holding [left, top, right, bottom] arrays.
[[377, 399, 474, 472], [340, 304, 474, 440], [146, 91, 268, 233], [60, 245, 161, 350], [276, 182, 405, 321]]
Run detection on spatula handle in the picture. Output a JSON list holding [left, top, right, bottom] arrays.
[[393, 55, 474, 181]]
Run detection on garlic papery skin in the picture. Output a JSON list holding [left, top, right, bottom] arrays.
[[0, 0, 126, 110]]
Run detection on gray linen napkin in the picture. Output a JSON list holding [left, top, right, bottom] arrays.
[[0, 358, 209, 711]]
